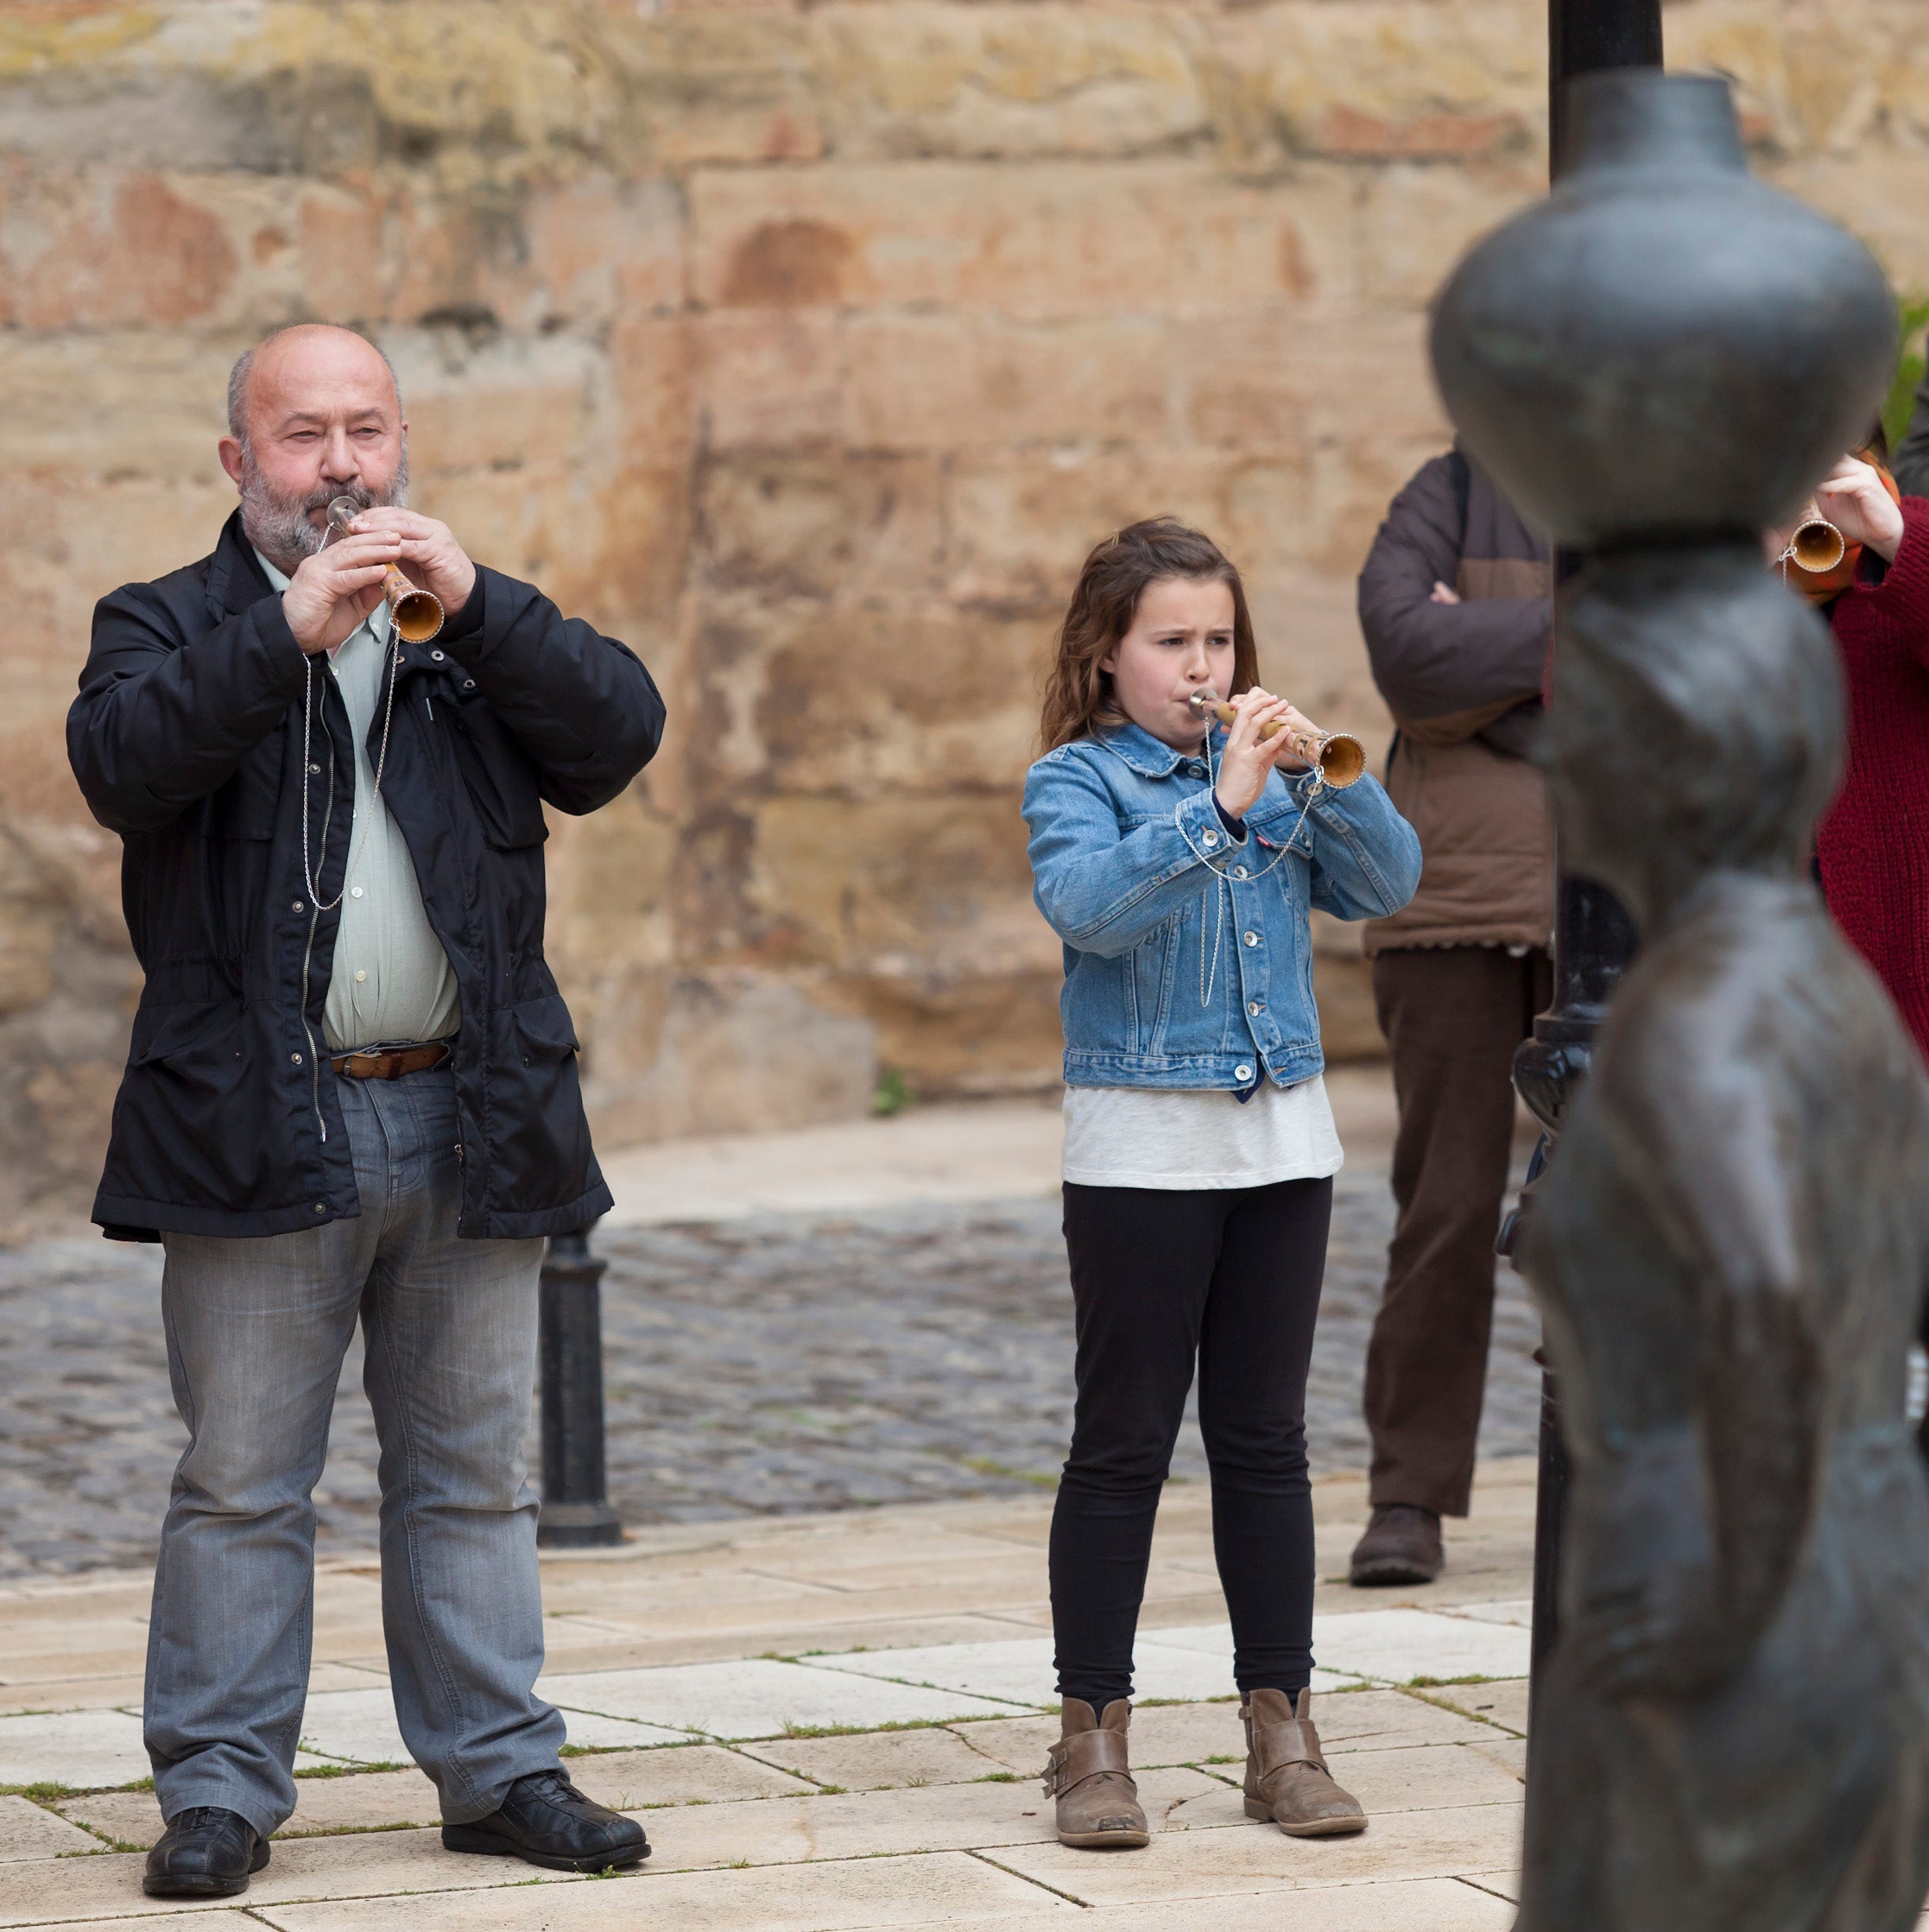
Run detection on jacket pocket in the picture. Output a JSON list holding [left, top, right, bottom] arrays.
[[1130, 909, 1182, 1055], [445, 690, 547, 851], [112, 1000, 272, 1212], [493, 994, 595, 1213]]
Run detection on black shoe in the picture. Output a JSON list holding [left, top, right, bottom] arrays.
[[1349, 1504, 1444, 1587], [143, 1807, 270, 1897], [443, 1770, 651, 1874]]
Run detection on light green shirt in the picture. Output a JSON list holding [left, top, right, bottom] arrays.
[[256, 550, 461, 1054]]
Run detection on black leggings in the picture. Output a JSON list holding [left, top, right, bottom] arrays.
[[1051, 1177, 1331, 1710]]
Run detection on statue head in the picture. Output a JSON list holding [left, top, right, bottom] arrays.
[[1545, 548, 1843, 926]]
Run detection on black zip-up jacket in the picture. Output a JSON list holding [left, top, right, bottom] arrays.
[[67, 511, 664, 1241]]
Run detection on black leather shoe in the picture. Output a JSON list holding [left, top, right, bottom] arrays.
[[443, 1770, 650, 1874], [143, 1807, 269, 1897], [1349, 1504, 1445, 1587]]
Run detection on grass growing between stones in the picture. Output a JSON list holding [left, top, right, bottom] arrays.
[[775, 1717, 961, 1739]]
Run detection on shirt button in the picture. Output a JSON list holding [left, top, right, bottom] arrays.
[[292, 900, 305, 912], [1232, 866, 1249, 880], [1249, 1000, 1264, 1016], [1235, 1064, 1254, 1081], [290, 1051, 303, 1065], [310, 763, 322, 774], [314, 1203, 326, 1214], [463, 679, 476, 690], [431, 649, 446, 662], [351, 886, 364, 898], [1243, 931, 1260, 947], [354, 969, 368, 983]]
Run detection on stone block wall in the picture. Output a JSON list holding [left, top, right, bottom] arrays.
[[0, 1, 1924, 1218]]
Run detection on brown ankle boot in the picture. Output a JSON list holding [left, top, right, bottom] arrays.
[[1241, 1688, 1367, 1837], [1043, 1698, 1149, 1849]]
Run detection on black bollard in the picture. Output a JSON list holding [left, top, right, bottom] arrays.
[[535, 1225, 623, 1548]]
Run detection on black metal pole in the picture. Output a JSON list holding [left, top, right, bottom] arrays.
[[535, 1224, 623, 1548], [1508, 0, 1660, 1747]]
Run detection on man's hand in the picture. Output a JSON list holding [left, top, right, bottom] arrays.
[[1211, 686, 1316, 823], [1430, 580, 1463, 605], [342, 507, 478, 618], [282, 532, 406, 657], [1813, 454, 1904, 564]]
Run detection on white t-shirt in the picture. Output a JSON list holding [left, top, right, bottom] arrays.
[[1060, 1076, 1343, 1190]]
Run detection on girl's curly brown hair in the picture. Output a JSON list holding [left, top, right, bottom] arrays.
[[1038, 516, 1259, 753]]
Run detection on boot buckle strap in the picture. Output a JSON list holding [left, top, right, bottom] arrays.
[[1253, 1720, 1325, 1776], [1045, 1728, 1133, 1798]]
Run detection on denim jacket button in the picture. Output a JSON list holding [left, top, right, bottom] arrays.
[[1235, 1064, 1254, 1081], [1242, 930, 1260, 947], [1248, 1000, 1264, 1016], [1203, 831, 1218, 849], [1232, 865, 1249, 880]]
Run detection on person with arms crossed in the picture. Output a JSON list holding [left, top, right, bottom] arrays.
[[67, 324, 664, 1898], [1349, 447, 1554, 1587]]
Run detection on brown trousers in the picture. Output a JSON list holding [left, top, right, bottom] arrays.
[[1365, 944, 1553, 1517]]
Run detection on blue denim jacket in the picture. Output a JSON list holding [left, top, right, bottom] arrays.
[[1023, 722, 1422, 1090]]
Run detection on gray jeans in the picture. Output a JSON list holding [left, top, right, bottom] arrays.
[[144, 1062, 565, 1834]]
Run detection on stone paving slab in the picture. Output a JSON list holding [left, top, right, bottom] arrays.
[[0, 1680, 147, 1720], [255, 1850, 1072, 1929], [747, 1723, 1027, 1792], [1308, 1608, 1533, 1684], [539, 1656, 1028, 1740], [636, 1766, 1222, 1873], [10, 1921, 236, 1932], [295, 1684, 685, 1766], [800, 1633, 1360, 1707], [1426, 1679, 1531, 1737], [571, 1745, 820, 1812], [974, 1882, 1518, 1930], [1319, 1741, 1524, 1815], [0, 1711, 150, 1790], [983, 1800, 1524, 1906], [599, 1099, 1067, 1225], [0, 1797, 95, 1862]]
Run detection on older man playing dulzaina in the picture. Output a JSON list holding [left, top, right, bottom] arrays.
[[66, 324, 664, 1898]]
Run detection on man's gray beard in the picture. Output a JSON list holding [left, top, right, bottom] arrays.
[[238, 441, 410, 573]]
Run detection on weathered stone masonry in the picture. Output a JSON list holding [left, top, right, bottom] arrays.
[[0, 2, 1922, 1219]]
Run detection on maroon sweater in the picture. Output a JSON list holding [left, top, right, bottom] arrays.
[[1817, 498, 1929, 1061]]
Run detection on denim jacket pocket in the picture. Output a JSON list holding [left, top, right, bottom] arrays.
[[1129, 909, 1183, 1054]]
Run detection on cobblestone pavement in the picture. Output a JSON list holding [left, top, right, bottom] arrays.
[[0, 1168, 1545, 1579]]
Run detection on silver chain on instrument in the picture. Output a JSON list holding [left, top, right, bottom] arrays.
[[299, 626, 402, 915], [1196, 724, 1323, 1007]]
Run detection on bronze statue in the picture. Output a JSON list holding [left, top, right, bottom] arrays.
[[1430, 73, 1929, 1929]]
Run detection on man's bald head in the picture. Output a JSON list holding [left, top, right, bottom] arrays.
[[226, 324, 401, 447], [219, 323, 409, 572]]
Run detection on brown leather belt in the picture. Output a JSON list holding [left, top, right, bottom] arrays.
[[331, 1042, 452, 1081]]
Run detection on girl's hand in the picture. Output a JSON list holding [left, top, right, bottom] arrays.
[[1813, 454, 1904, 563], [1212, 686, 1317, 822]]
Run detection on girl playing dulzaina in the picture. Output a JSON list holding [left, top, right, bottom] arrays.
[[1023, 517, 1421, 1849]]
